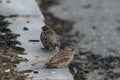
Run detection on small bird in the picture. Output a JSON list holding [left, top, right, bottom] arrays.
[[32, 46, 77, 68], [40, 25, 61, 50], [35, 0, 41, 5]]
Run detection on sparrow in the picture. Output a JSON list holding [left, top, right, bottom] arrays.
[[31, 46, 77, 68], [40, 25, 61, 50], [35, 0, 41, 5]]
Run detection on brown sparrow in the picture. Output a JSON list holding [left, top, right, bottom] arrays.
[[40, 25, 61, 50], [35, 0, 41, 5], [32, 46, 77, 68]]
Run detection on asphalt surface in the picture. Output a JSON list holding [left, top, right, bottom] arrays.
[[48, 0, 120, 57]]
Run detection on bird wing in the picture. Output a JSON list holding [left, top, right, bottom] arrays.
[[41, 31, 54, 42], [40, 31, 52, 47], [40, 31, 46, 43], [48, 50, 69, 64]]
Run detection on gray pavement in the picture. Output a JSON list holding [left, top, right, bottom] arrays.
[[49, 0, 120, 57]]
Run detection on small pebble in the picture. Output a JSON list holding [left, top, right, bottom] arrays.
[[13, 64, 17, 67], [6, 0, 11, 3], [26, 21, 30, 23], [92, 25, 97, 30], [23, 27, 29, 31], [33, 71, 39, 74], [82, 4, 92, 9], [29, 40, 39, 42], [116, 26, 120, 31]]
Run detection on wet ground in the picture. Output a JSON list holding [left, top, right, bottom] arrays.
[[39, 0, 120, 80]]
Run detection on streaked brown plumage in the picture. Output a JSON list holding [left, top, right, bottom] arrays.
[[31, 46, 77, 68], [40, 25, 61, 50], [35, 0, 41, 5]]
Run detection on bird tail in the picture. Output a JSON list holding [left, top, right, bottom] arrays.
[[31, 60, 46, 66]]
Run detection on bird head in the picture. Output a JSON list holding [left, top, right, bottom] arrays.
[[42, 25, 51, 31], [64, 46, 77, 54]]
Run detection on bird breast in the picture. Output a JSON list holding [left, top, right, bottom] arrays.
[[50, 34, 59, 43]]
